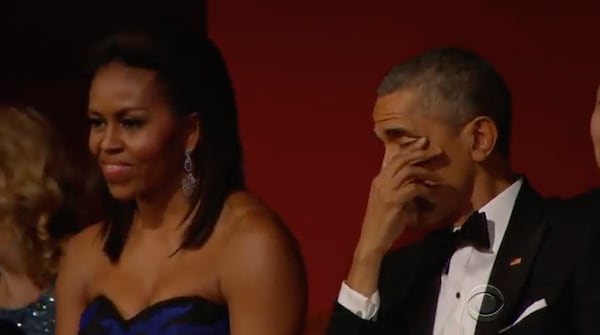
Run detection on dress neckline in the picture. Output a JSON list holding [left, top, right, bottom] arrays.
[[85, 294, 226, 324]]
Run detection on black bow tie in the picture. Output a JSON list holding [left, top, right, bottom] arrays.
[[453, 211, 490, 251], [434, 211, 490, 274]]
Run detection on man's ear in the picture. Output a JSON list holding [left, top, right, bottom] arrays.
[[184, 113, 201, 152], [464, 116, 498, 162]]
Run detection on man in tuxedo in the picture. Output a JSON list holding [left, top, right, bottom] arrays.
[[326, 47, 600, 335]]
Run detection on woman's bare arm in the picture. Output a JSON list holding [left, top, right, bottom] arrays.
[[221, 209, 307, 335]]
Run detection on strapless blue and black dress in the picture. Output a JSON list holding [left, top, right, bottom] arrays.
[[78, 295, 229, 335]]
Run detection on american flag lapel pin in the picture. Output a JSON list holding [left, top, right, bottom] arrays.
[[510, 257, 522, 266]]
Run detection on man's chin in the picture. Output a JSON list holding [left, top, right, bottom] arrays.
[[406, 218, 440, 230], [407, 211, 450, 231]]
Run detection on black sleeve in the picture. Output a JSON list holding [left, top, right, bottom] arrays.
[[326, 302, 380, 335]]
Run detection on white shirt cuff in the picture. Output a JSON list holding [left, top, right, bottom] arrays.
[[337, 281, 380, 320]]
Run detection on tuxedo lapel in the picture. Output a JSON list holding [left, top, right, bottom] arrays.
[[475, 181, 548, 335], [407, 271, 442, 335], [379, 228, 455, 334]]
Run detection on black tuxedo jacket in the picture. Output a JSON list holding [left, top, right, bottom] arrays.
[[327, 182, 600, 335]]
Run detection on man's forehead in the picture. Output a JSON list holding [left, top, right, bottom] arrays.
[[373, 90, 423, 120]]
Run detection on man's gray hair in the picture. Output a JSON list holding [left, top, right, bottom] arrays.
[[378, 47, 512, 156]]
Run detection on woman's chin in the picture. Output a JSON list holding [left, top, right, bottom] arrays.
[[106, 185, 136, 201]]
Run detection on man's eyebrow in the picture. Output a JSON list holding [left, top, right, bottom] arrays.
[[384, 127, 410, 139]]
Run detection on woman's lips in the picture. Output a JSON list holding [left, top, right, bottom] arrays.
[[101, 163, 134, 182]]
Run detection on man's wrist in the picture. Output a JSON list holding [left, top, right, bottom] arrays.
[[346, 250, 383, 297], [353, 239, 387, 265]]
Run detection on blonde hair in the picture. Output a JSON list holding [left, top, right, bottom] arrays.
[[0, 105, 79, 288]]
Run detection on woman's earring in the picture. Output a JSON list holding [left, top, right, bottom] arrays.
[[182, 149, 197, 197]]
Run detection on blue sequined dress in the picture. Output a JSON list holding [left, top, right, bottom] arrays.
[[78, 295, 229, 335], [0, 290, 55, 335]]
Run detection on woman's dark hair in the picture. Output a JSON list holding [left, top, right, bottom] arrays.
[[87, 23, 245, 262]]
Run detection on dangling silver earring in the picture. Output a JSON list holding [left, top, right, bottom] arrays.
[[182, 149, 197, 197]]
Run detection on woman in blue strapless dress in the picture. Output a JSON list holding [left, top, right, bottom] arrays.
[[55, 22, 307, 335]]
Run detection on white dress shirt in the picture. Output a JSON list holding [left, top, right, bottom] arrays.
[[338, 179, 523, 335]]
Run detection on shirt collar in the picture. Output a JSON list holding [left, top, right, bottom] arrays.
[[478, 178, 523, 253]]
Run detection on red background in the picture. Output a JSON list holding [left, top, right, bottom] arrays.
[[1, 1, 599, 332], [206, 0, 600, 322]]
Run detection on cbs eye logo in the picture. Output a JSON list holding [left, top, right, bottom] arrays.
[[466, 285, 504, 322]]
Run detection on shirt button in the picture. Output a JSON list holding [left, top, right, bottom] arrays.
[[456, 292, 461, 299], [356, 311, 363, 317]]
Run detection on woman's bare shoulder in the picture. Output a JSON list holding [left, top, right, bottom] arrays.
[[221, 191, 290, 238], [217, 191, 307, 333], [56, 222, 108, 305], [61, 222, 106, 269], [217, 191, 303, 268]]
